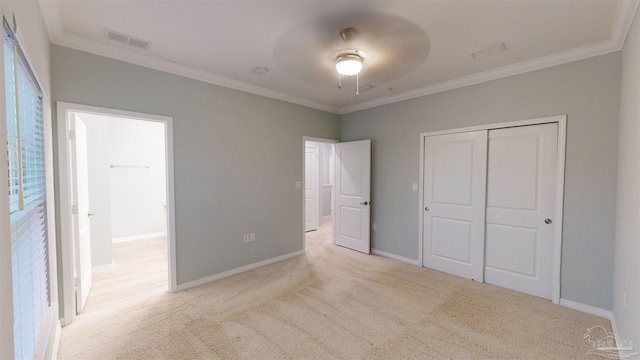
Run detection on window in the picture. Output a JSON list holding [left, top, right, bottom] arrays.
[[4, 19, 49, 360]]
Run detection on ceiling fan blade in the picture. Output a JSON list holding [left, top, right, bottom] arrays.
[[274, 10, 430, 89]]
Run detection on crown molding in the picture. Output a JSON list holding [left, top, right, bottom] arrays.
[[51, 33, 339, 114], [37, 0, 63, 43], [338, 40, 618, 114], [38, 0, 638, 116], [611, 0, 640, 49], [339, 0, 639, 114], [38, 0, 339, 114]]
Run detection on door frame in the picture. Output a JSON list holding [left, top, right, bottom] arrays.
[[69, 117, 92, 313], [304, 142, 321, 231], [419, 115, 567, 305], [56, 102, 178, 326], [302, 136, 337, 251]]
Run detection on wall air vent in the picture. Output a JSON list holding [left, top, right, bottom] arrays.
[[104, 29, 151, 50]]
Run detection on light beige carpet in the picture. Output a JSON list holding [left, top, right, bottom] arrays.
[[58, 221, 612, 359]]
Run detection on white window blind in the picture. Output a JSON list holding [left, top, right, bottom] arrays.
[[4, 19, 50, 360]]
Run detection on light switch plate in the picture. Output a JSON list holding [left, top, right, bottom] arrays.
[[295, 181, 302, 189], [412, 182, 418, 192]]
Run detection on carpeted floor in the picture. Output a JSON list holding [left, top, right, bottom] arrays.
[[58, 219, 612, 359]]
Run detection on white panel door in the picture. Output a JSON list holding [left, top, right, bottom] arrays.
[[485, 123, 558, 299], [423, 131, 487, 281], [335, 140, 371, 254], [305, 144, 319, 232], [71, 117, 92, 313]]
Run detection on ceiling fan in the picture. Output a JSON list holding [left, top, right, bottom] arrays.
[[273, 11, 430, 97], [334, 27, 366, 95]]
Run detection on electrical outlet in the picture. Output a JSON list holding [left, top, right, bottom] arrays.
[[243, 234, 250, 243], [250, 233, 256, 242]]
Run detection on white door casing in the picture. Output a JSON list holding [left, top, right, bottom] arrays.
[[305, 144, 320, 232], [58, 102, 178, 326], [423, 131, 487, 281], [334, 140, 371, 254], [70, 116, 92, 313], [484, 123, 558, 299]]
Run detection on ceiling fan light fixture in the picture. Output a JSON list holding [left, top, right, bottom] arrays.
[[336, 54, 363, 76]]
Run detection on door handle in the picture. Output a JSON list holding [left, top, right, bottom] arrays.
[[425, 207, 429, 211], [545, 218, 552, 224], [360, 201, 369, 205], [88, 212, 95, 217]]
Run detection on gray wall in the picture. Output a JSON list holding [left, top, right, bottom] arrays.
[[340, 53, 621, 310], [51, 46, 340, 288], [613, 8, 640, 349]]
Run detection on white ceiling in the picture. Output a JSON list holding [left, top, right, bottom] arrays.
[[38, 0, 638, 114]]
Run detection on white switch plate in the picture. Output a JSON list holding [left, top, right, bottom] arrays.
[[243, 234, 250, 243], [412, 182, 418, 192], [295, 181, 302, 189], [250, 233, 256, 242]]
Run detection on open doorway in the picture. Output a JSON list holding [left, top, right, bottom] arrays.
[[303, 137, 336, 249], [57, 102, 176, 326]]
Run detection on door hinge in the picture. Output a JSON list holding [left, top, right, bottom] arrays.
[[74, 277, 80, 287], [71, 205, 78, 215], [68, 130, 76, 140]]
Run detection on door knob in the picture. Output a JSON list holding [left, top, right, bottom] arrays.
[[545, 219, 552, 224], [425, 207, 429, 211], [360, 201, 369, 205]]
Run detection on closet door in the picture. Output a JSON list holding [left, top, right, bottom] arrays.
[[484, 123, 558, 299], [423, 131, 487, 281]]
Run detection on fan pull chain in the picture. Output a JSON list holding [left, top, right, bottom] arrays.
[[338, 73, 342, 89], [356, 73, 359, 97]]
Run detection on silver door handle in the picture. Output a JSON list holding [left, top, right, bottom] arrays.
[[545, 219, 552, 224], [425, 207, 429, 211], [88, 212, 95, 217], [360, 201, 369, 205]]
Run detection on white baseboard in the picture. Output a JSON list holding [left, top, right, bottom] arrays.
[[176, 250, 305, 291], [371, 248, 421, 266], [611, 315, 619, 339], [112, 231, 167, 244], [92, 262, 115, 273], [49, 320, 61, 360], [559, 298, 613, 320], [40, 307, 60, 360]]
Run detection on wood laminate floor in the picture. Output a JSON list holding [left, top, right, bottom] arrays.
[[80, 236, 169, 315]]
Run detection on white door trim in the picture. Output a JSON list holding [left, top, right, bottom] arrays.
[[304, 143, 320, 232], [56, 102, 178, 326], [419, 115, 566, 304], [302, 136, 337, 252]]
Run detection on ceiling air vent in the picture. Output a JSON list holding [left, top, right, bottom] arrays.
[[358, 84, 376, 93], [471, 42, 507, 59], [104, 29, 151, 50]]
